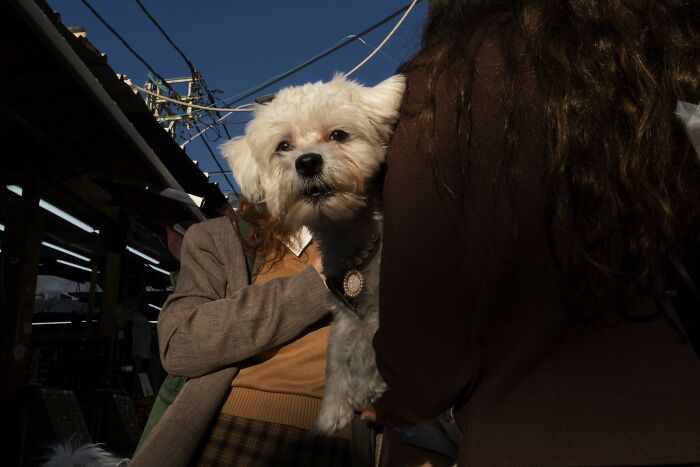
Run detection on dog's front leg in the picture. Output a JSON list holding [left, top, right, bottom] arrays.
[[316, 311, 358, 435]]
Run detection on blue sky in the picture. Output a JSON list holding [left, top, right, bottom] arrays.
[[47, 0, 427, 193]]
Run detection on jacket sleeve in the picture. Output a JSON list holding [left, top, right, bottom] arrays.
[[158, 222, 330, 378], [374, 35, 538, 420]]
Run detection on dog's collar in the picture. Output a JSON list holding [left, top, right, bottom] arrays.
[[326, 225, 381, 312], [326, 275, 357, 312], [339, 229, 380, 272]]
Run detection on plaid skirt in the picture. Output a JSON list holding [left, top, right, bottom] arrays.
[[193, 414, 352, 467]]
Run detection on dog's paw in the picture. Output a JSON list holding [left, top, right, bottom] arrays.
[[315, 401, 355, 435]]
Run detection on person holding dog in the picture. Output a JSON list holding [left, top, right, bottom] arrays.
[[131, 200, 356, 466], [372, 0, 700, 465]]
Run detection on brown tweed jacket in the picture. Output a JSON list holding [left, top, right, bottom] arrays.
[[130, 216, 331, 466]]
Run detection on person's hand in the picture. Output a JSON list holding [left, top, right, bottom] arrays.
[[366, 391, 417, 427], [360, 405, 377, 423]]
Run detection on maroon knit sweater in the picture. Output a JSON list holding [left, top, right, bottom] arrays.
[[374, 28, 700, 466]]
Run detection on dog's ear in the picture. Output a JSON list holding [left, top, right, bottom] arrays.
[[353, 74, 406, 139], [220, 137, 264, 202]]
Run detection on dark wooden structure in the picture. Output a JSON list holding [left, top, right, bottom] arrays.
[[0, 0, 230, 464]]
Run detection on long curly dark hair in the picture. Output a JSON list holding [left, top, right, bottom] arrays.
[[403, 0, 700, 297], [226, 199, 295, 276]]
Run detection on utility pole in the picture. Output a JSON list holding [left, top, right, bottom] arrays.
[[132, 71, 237, 194], [143, 75, 200, 140]]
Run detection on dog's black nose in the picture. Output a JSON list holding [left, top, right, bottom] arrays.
[[295, 153, 324, 178]]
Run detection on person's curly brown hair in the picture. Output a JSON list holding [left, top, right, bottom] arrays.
[[404, 0, 700, 298], [225, 198, 296, 277]]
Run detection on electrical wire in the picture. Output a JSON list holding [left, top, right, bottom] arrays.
[[194, 0, 419, 193], [203, 78, 233, 140], [131, 0, 233, 141], [219, 121, 249, 126], [127, 85, 255, 112], [345, 0, 418, 77], [220, 0, 423, 108], [189, 120, 238, 193], [127, 0, 422, 114], [352, 35, 399, 65], [132, 0, 196, 76], [180, 110, 252, 148], [78, 0, 177, 95], [76, 0, 239, 200], [83, 0, 419, 178]]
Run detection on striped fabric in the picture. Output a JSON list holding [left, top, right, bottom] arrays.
[[195, 414, 351, 467]]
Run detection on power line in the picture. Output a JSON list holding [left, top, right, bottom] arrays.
[[190, 120, 237, 193], [128, 0, 422, 115], [180, 112, 250, 148], [131, 0, 233, 141], [196, 0, 419, 193], [131, 0, 422, 150], [78, 0, 176, 95], [128, 85, 255, 112], [81, 0, 236, 192], [79, 0, 419, 195], [132, 0, 196, 76], [202, 77, 233, 140], [220, 0, 423, 108], [345, 0, 419, 77], [353, 35, 399, 65]]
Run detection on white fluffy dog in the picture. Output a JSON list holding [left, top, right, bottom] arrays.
[[222, 74, 405, 434]]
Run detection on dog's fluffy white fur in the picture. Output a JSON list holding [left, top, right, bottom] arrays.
[[41, 442, 129, 467], [222, 74, 405, 433]]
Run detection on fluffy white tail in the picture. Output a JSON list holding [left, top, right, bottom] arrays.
[[41, 442, 129, 467]]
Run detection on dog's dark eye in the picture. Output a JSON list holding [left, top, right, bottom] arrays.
[[329, 130, 349, 142], [276, 141, 292, 152]]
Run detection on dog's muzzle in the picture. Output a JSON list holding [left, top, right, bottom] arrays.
[[295, 153, 324, 178], [302, 182, 332, 202], [296, 153, 333, 202]]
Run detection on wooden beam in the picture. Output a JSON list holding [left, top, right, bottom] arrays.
[[99, 210, 127, 365], [0, 182, 42, 400], [100, 250, 122, 340], [85, 258, 99, 336]]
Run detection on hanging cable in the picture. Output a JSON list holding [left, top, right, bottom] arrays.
[[188, 0, 418, 194], [220, 0, 423, 108], [131, 0, 233, 141], [127, 0, 422, 114], [84, 0, 419, 171], [180, 112, 250, 148], [80, 0, 236, 193], [352, 35, 399, 65], [127, 85, 255, 112], [132, 0, 196, 76], [345, 0, 418, 77], [189, 120, 237, 193], [78, 0, 177, 95]]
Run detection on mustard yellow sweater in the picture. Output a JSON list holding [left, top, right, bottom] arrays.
[[220, 242, 349, 438]]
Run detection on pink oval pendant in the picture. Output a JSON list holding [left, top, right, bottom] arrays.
[[343, 269, 365, 298]]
